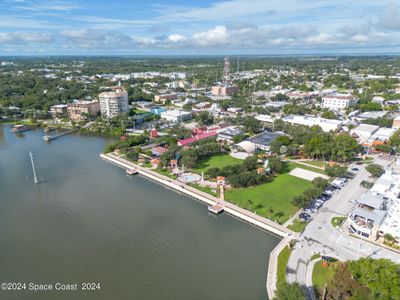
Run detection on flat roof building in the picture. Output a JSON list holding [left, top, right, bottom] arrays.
[[67, 100, 100, 123], [160, 110, 192, 123], [99, 86, 129, 119], [282, 115, 343, 132], [322, 93, 358, 111]]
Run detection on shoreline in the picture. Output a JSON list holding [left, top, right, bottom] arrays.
[[100, 153, 294, 238], [100, 152, 297, 299]]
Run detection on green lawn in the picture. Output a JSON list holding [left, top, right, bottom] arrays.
[[301, 160, 326, 168], [225, 173, 312, 224], [193, 153, 242, 174], [188, 183, 217, 197], [288, 162, 327, 175], [277, 246, 291, 285], [312, 260, 338, 293], [331, 216, 346, 228], [287, 219, 308, 233]]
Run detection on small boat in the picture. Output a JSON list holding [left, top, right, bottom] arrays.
[[126, 168, 138, 175], [11, 124, 30, 133], [208, 203, 224, 214], [44, 127, 55, 133]]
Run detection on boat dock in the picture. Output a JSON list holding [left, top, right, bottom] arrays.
[[42, 128, 78, 141], [208, 203, 224, 214]]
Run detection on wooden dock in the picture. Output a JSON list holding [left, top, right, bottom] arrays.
[[42, 128, 78, 141]]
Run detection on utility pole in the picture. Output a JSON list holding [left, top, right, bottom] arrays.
[[29, 151, 38, 184]]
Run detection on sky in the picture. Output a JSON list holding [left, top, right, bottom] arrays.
[[0, 0, 400, 55]]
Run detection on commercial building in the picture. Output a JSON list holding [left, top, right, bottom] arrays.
[[177, 131, 217, 147], [322, 93, 358, 111], [217, 127, 244, 144], [248, 131, 284, 151], [347, 162, 400, 244], [160, 110, 192, 123], [350, 124, 379, 141], [67, 100, 100, 122], [281, 115, 343, 132], [211, 85, 239, 96], [99, 86, 129, 118], [154, 93, 178, 104], [50, 104, 68, 117]]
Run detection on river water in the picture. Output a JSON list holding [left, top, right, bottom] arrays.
[[0, 124, 280, 300]]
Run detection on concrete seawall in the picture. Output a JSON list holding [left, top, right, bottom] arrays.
[[100, 153, 296, 299], [100, 153, 293, 238], [266, 236, 291, 299]]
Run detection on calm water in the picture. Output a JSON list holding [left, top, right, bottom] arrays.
[[0, 124, 280, 300]]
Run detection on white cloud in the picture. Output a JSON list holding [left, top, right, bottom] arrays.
[[168, 34, 186, 42], [0, 31, 52, 43], [192, 26, 229, 46]]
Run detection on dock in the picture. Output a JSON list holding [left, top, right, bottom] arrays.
[[208, 203, 224, 214], [42, 128, 78, 141], [126, 168, 139, 175]]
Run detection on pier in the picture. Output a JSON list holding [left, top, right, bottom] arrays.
[[42, 128, 78, 141]]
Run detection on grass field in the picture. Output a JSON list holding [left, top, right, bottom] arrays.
[[277, 246, 291, 285], [288, 162, 327, 175], [193, 153, 242, 174], [287, 219, 308, 233], [301, 160, 326, 168], [225, 173, 312, 224], [312, 260, 338, 293]]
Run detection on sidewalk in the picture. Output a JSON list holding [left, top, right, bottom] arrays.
[[101, 153, 295, 238]]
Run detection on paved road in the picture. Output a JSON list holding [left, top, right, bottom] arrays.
[[286, 156, 400, 297]]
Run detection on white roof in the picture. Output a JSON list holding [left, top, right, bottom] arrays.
[[235, 141, 256, 153], [352, 124, 379, 134]]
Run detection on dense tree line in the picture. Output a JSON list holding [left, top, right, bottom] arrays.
[[205, 156, 282, 188], [291, 177, 330, 208], [272, 122, 362, 162], [324, 258, 400, 300]]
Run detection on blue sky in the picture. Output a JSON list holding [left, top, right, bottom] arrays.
[[0, 0, 400, 55]]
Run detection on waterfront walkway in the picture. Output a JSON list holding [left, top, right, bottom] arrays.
[[101, 153, 295, 238]]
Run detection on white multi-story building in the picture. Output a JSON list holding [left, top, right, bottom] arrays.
[[160, 110, 192, 123], [348, 161, 400, 243], [99, 86, 129, 118], [281, 115, 343, 132], [322, 93, 358, 111]]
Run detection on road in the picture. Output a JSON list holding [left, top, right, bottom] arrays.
[[286, 156, 400, 298]]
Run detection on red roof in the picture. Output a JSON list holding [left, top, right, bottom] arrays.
[[150, 129, 158, 138], [178, 131, 217, 146]]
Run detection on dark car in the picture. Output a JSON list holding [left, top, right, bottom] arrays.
[[299, 212, 311, 220], [321, 256, 336, 262]]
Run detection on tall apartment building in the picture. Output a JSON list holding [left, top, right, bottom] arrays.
[[67, 100, 100, 122], [321, 93, 358, 111], [99, 86, 129, 118]]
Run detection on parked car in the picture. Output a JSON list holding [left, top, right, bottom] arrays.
[[321, 256, 336, 262], [299, 212, 311, 221], [305, 208, 316, 215], [351, 167, 359, 172]]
